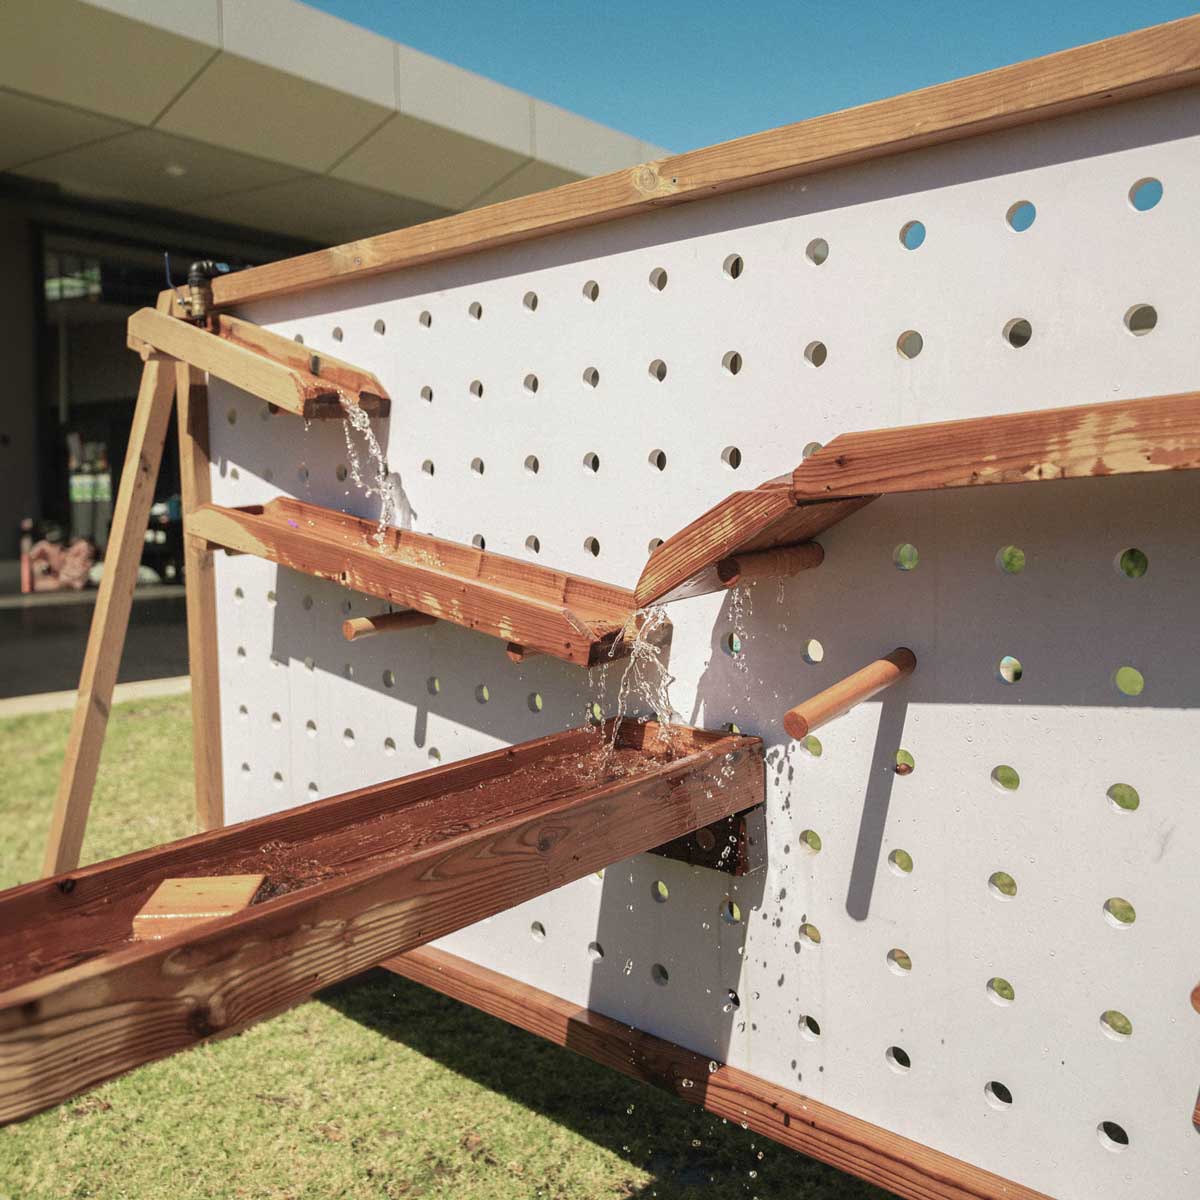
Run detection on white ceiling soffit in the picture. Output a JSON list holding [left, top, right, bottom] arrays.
[[0, 0, 663, 243]]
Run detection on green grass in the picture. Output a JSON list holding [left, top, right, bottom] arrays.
[[0, 698, 885, 1200]]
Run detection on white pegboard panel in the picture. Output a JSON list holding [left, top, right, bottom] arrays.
[[204, 87, 1200, 1200]]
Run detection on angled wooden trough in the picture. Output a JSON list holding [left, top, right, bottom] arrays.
[[188, 497, 639, 666], [637, 391, 1200, 605], [0, 720, 762, 1124]]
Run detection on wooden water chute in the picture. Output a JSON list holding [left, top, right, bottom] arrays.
[[188, 496, 641, 666], [783, 648, 917, 740], [636, 391, 1200, 607], [1, 720, 764, 1125]]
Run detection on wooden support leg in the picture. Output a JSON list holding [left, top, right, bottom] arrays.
[[43, 356, 177, 875], [176, 363, 224, 832]]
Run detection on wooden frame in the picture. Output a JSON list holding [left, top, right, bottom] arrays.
[[385, 946, 1052, 1200], [188, 497, 638, 666], [209, 17, 1200, 310], [6, 721, 763, 1123], [636, 391, 1200, 606]]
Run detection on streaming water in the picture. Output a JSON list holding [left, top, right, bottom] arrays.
[[338, 393, 396, 543], [603, 605, 678, 761]]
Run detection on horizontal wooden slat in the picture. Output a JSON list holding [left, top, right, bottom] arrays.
[[127, 309, 388, 419], [0, 721, 763, 1124], [212, 17, 1200, 309], [188, 497, 636, 666], [385, 946, 1052, 1200]]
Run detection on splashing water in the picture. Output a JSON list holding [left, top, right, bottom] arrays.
[[339, 394, 396, 543], [728, 584, 752, 675]]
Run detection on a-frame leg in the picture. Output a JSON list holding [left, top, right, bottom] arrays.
[[175, 362, 224, 831], [42, 354, 177, 875]]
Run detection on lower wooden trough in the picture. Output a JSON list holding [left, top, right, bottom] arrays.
[[0, 720, 762, 1125]]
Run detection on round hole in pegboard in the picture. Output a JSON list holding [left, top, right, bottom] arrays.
[[987, 977, 1016, 1005], [1129, 177, 1163, 211], [342, 728, 355, 747], [997, 655, 1023, 684], [721, 898, 743, 924], [525, 535, 541, 554], [587, 941, 604, 961], [724, 631, 742, 656], [470, 457, 485, 476], [892, 543, 919, 571], [1097, 1121, 1130, 1152], [885, 1046, 911, 1073], [527, 691, 543, 713], [426, 675, 441, 695], [272, 771, 284, 789], [648, 449, 667, 471], [802, 638, 823, 664], [301, 594, 314, 611], [335, 463, 348, 482], [298, 465, 309, 483], [799, 1014, 821, 1040], [469, 379, 484, 399], [293, 333, 304, 344], [648, 267, 668, 291], [307, 781, 319, 796], [415, 310, 433, 330], [988, 871, 1018, 899], [991, 764, 1020, 791], [586, 700, 604, 724], [984, 1081, 1013, 1109], [530, 920, 546, 942], [234, 586, 245, 603], [523, 372, 539, 393], [800, 734, 823, 757], [799, 829, 822, 854], [721, 446, 742, 470], [803, 340, 828, 368], [894, 748, 915, 775], [1103, 897, 1136, 927], [899, 220, 926, 250], [1113, 666, 1144, 696], [722, 350, 743, 375], [1100, 1009, 1133, 1039], [581, 366, 600, 388], [428, 747, 441, 763], [270, 711, 282, 728], [647, 537, 664, 553], [1003, 318, 1032, 348], [582, 451, 600, 473], [723, 253, 744, 278], [331, 326, 343, 342], [1106, 782, 1140, 812], [652, 880, 670, 903], [888, 849, 914, 875], [237, 704, 249, 720], [1114, 547, 1148, 579], [651, 963, 670, 986], [887, 948, 912, 974], [475, 683, 490, 704], [383, 736, 396, 756], [799, 922, 821, 946], [805, 237, 829, 265], [421, 459, 435, 476], [521, 454, 540, 475], [236, 645, 247, 659], [466, 302, 481, 320], [648, 358, 667, 381], [229, 467, 240, 482], [1124, 303, 1157, 335], [240, 761, 251, 775], [802, 440, 823, 459], [226, 407, 237, 425], [724, 989, 740, 1012], [471, 534, 486, 549], [523, 290, 538, 311], [582, 279, 599, 301], [996, 545, 1026, 573], [372, 319, 386, 335], [344, 663, 355, 679], [1006, 200, 1037, 231], [381, 669, 395, 689], [583, 536, 601, 557], [303, 656, 315, 671], [308, 353, 322, 376], [896, 330, 924, 359]]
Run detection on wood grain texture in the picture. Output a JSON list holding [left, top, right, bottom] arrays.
[[132, 875, 264, 940], [716, 542, 825, 588], [783, 648, 917, 740], [385, 946, 1053, 1200], [189, 497, 636, 666], [342, 610, 439, 640], [43, 357, 177, 875], [0, 721, 763, 1124], [793, 392, 1200, 498], [127, 309, 388, 419], [211, 18, 1200, 310], [176, 363, 224, 832]]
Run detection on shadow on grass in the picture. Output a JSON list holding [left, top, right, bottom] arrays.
[[321, 971, 887, 1200]]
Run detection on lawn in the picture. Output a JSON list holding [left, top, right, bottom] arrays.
[[0, 696, 885, 1200]]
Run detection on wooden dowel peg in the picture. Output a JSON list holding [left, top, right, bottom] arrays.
[[505, 643, 541, 663], [783, 647, 916, 740], [342, 611, 437, 641], [717, 542, 824, 589]]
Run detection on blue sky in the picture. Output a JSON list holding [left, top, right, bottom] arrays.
[[309, 2, 1199, 151]]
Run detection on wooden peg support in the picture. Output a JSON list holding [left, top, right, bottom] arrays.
[[716, 542, 824, 589], [647, 804, 766, 875], [343, 611, 438, 641], [505, 643, 541, 663], [783, 647, 916, 740]]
